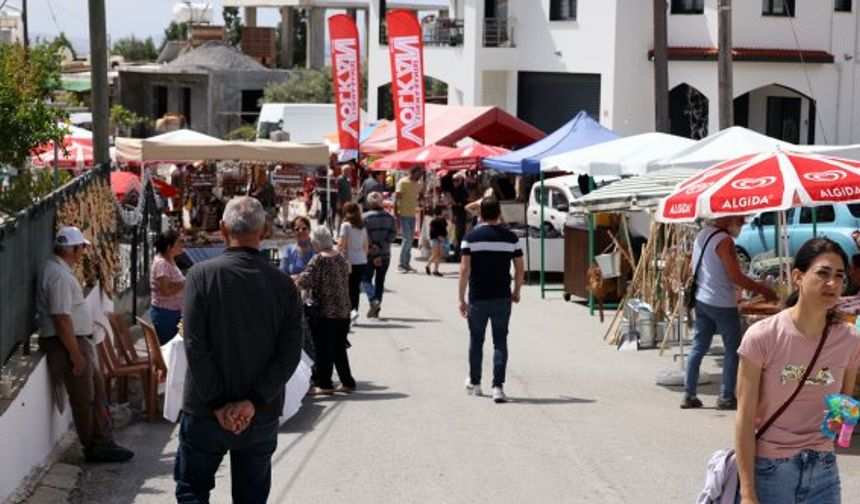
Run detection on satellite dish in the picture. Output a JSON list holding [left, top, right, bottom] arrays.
[[172, 2, 213, 24]]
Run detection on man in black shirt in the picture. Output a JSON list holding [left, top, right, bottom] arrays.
[[458, 197, 524, 403], [175, 196, 303, 503], [450, 172, 470, 256]]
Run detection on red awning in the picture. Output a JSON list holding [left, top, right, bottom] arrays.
[[371, 145, 456, 170], [362, 104, 545, 156], [647, 46, 835, 63], [111, 171, 179, 199]]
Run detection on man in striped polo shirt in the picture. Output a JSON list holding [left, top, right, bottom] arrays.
[[458, 197, 524, 403]]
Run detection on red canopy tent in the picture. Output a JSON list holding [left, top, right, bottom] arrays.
[[111, 171, 178, 200], [370, 145, 455, 170], [361, 104, 544, 156], [438, 144, 510, 173]]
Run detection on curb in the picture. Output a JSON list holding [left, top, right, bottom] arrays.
[[23, 463, 82, 504]]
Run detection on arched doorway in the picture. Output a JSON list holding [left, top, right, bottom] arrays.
[[376, 76, 449, 120], [733, 84, 815, 144], [669, 83, 709, 140]]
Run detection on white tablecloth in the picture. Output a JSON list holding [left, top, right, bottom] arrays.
[[161, 336, 313, 425]]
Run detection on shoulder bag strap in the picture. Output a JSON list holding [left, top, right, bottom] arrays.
[[755, 324, 830, 439], [690, 229, 725, 284]]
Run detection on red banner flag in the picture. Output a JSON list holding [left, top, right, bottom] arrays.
[[386, 9, 425, 151], [328, 14, 361, 153]]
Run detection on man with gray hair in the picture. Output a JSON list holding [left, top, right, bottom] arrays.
[[36, 226, 134, 463], [361, 192, 397, 318], [175, 196, 304, 503]]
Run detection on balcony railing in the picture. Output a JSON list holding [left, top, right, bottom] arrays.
[[483, 17, 515, 48], [379, 18, 464, 47]]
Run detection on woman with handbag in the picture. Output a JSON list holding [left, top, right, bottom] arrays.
[[682, 216, 777, 410], [298, 227, 356, 395], [337, 202, 369, 322], [735, 237, 860, 504]]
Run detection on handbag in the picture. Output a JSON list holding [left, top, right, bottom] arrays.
[[697, 324, 830, 504], [685, 229, 725, 311]]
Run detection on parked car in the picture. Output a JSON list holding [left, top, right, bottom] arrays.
[[527, 174, 619, 233], [735, 204, 860, 266]]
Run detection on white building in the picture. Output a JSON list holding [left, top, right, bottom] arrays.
[[0, 5, 23, 44], [365, 0, 860, 146]]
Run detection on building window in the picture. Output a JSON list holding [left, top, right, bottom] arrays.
[[762, 0, 795, 16], [181, 87, 192, 126], [153, 86, 168, 119], [835, 0, 852, 12], [549, 0, 577, 21], [671, 0, 704, 14]]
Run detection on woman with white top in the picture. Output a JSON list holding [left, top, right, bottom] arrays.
[[338, 202, 369, 321]]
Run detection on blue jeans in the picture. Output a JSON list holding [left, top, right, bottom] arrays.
[[685, 301, 742, 400], [399, 216, 416, 268], [468, 298, 512, 388], [175, 413, 279, 504], [750, 450, 840, 504], [361, 257, 390, 303], [149, 306, 182, 346]]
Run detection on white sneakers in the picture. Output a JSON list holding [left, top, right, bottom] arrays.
[[464, 378, 507, 403], [492, 386, 507, 403], [350, 309, 359, 322], [464, 377, 482, 397]]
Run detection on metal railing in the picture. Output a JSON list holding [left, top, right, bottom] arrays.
[[483, 17, 515, 48], [379, 18, 465, 47]]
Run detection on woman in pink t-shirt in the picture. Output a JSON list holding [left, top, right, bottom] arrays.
[[736, 237, 860, 504], [149, 229, 185, 345]]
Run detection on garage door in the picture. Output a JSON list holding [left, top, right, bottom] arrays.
[[517, 72, 601, 133]]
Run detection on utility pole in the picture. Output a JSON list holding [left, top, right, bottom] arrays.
[[653, 0, 670, 133], [88, 0, 110, 166], [21, 0, 29, 48], [718, 0, 733, 129]]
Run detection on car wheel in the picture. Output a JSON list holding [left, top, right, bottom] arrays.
[[736, 248, 751, 274], [563, 293, 571, 302]]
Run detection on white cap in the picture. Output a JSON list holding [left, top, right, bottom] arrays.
[[55, 226, 91, 246]]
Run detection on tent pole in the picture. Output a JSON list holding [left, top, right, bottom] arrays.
[[588, 176, 595, 316], [540, 171, 546, 299], [524, 193, 531, 285], [812, 206, 818, 237]]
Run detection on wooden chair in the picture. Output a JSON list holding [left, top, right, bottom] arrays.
[[106, 312, 148, 367], [135, 317, 168, 382], [94, 321, 155, 421]]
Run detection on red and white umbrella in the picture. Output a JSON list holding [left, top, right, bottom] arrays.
[[438, 143, 510, 172], [657, 150, 860, 223], [31, 137, 95, 170], [370, 144, 455, 171]]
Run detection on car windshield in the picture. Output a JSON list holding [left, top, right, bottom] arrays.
[[568, 186, 583, 201]]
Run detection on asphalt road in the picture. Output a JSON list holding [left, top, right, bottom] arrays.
[[78, 246, 860, 503]]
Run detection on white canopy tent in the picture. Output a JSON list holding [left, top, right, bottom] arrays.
[[115, 130, 330, 165], [576, 168, 701, 213], [647, 126, 795, 172], [540, 132, 696, 176]]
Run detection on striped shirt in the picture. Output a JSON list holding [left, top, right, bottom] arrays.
[[461, 224, 523, 301]]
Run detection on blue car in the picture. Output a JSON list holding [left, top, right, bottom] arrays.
[[735, 204, 860, 266]]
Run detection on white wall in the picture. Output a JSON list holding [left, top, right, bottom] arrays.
[[745, 84, 810, 144], [611, 0, 655, 135], [0, 356, 72, 502]]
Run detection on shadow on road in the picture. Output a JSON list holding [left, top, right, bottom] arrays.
[[353, 323, 413, 330], [377, 317, 442, 323], [509, 396, 596, 405]]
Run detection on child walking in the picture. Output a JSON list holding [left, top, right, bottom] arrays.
[[427, 205, 447, 277]]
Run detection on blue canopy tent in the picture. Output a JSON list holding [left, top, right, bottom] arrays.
[[483, 111, 620, 174], [484, 111, 621, 299]]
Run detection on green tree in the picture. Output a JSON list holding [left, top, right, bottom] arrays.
[[0, 43, 66, 168], [223, 7, 243, 46], [111, 36, 159, 62], [262, 66, 368, 105], [159, 21, 189, 53], [52, 32, 77, 60], [226, 125, 257, 141]]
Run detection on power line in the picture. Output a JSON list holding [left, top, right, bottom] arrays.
[[44, 0, 62, 35], [786, 11, 830, 144]]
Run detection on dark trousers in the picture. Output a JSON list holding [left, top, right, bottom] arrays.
[[175, 413, 279, 504], [348, 264, 366, 312], [39, 336, 112, 449], [310, 317, 354, 389], [467, 298, 512, 388], [361, 257, 390, 303], [39, 336, 113, 448], [452, 207, 467, 254], [149, 306, 182, 345]]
